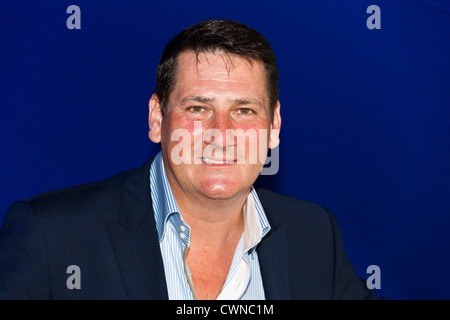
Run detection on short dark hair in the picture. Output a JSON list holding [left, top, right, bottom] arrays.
[[154, 19, 279, 121]]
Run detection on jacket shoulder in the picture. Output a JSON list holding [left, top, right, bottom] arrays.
[[254, 186, 334, 228], [21, 161, 150, 222], [28, 166, 134, 201]]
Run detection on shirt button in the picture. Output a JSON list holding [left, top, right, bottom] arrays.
[[179, 232, 186, 239], [180, 225, 186, 232]]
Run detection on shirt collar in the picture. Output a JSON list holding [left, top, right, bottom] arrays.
[[243, 188, 271, 252], [150, 152, 190, 246], [150, 151, 271, 250]]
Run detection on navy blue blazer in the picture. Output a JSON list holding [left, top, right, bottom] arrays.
[[0, 157, 378, 299]]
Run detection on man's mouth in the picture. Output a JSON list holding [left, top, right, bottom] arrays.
[[201, 157, 235, 165]]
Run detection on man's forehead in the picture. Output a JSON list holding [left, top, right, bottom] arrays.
[[169, 50, 269, 108], [176, 50, 261, 76]]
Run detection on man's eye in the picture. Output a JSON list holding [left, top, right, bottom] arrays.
[[238, 108, 253, 115], [188, 106, 204, 112]]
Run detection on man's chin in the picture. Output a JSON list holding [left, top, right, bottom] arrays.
[[200, 189, 236, 200], [197, 182, 244, 201]]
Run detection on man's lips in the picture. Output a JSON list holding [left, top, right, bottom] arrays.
[[201, 157, 236, 165]]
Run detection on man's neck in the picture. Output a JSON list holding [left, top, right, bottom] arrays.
[[173, 187, 247, 245]]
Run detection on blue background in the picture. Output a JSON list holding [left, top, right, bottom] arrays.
[[1, 0, 449, 299]]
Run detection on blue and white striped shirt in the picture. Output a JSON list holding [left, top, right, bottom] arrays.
[[150, 152, 271, 300]]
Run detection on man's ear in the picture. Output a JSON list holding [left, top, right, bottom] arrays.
[[269, 101, 281, 149], [148, 94, 163, 143]]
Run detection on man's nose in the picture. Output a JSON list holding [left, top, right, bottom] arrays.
[[203, 113, 235, 148]]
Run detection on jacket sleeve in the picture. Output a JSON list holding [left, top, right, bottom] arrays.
[[0, 201, 51, 299], [327, 210, 381, 300]]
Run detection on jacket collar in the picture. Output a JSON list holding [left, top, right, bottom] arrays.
[[108, 156, 169, 299], [256, 186, 290, 300]]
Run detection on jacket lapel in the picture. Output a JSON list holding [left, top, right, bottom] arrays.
[[256, 187, 290, 300], [257, 225, 290, 299], [108, 158, 168, 299]]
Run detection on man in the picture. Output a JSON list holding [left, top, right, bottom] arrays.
[[0, 19, 378, 299]]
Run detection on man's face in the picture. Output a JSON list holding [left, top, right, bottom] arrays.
[[149, 51, 281, 201]]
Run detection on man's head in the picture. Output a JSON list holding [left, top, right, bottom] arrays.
[[148, 19, 281, 203], [154, 19, 279, 122]]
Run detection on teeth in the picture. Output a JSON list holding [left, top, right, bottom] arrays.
[[202, 157, 234, 165]]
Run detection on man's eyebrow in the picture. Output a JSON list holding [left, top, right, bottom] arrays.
[[229, 98, 263, 107], [180, 96, 262, 107], [180, 96, 214, 104]]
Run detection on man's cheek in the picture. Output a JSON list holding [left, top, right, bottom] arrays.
[[231, 127, 270, 166], [167, 127, 193, 165]]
